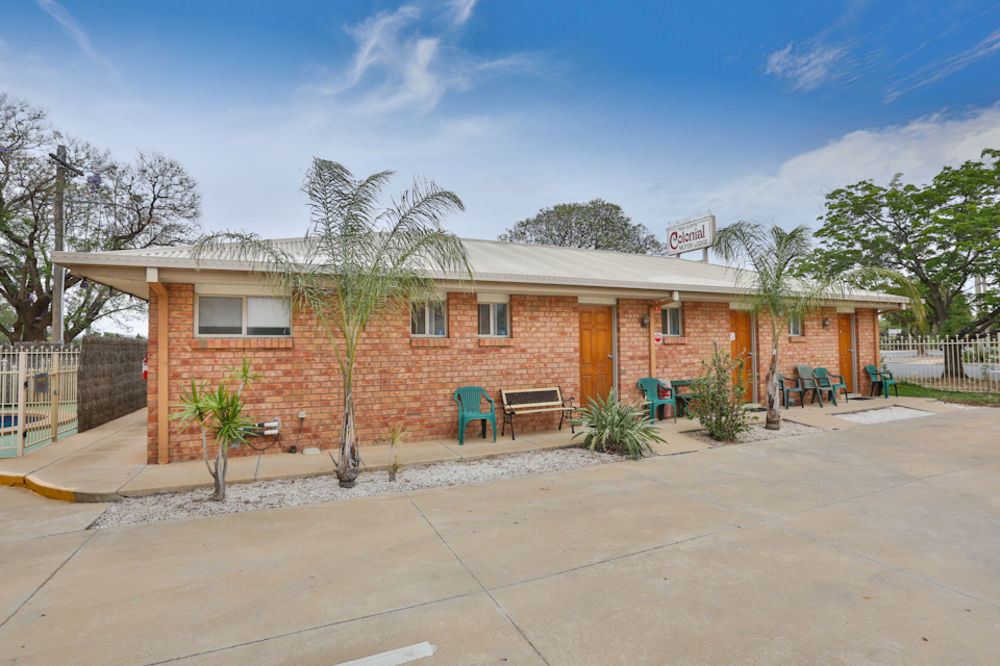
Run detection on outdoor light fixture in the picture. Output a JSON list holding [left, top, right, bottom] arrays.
[[822, 318, 831, 328], [641, 314, 650, 328]]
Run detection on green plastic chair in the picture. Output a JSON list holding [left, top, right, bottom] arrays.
[[637, 377, 677, 423], [864, 365, 898, 398], [777, 374, 804, 408], [796, 365, 824, 407], [453, 386, 496, 445], [814, 367, 848, 405]]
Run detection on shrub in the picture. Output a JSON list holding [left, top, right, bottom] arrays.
[[573, 389, 664, 459], [688, 346, 753, 442]]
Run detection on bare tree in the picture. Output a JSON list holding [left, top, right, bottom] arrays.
[[0, 93, 201, 342]]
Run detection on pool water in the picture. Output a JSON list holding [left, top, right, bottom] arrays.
[[1, 414, 41, 428]]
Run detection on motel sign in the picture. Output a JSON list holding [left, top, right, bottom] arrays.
[[666, 214, 716, 257]]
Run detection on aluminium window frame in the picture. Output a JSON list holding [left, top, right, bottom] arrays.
[[410, 300, 448, 338], [194, 294, 293, 338], [661, 305, 683, 337]]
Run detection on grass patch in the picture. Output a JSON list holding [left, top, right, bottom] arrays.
[[896, 381, 1000, 407]]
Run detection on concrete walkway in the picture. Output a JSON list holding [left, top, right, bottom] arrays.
[[0, 395, 970, 501], [0, 406, 997, 664]]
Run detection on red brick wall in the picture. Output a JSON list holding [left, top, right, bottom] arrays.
[[856, 308, 878, 395], [148, 285, 884, 463], [149, 287, 580, 463]]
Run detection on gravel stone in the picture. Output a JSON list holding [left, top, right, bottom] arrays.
[[684, 420, 819, 446], [91, 448, 617, 529], [837, 406, 933, 424]]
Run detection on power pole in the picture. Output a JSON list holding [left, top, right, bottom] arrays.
[[48, 146, 82, 345]]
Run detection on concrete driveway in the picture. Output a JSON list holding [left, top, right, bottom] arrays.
[[1, 408, 998, 664]]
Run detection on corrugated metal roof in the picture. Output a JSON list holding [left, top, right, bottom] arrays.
[[52, 236, 909, 304]]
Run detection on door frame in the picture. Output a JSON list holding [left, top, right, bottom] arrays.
[[577, 301, 618, 403], [848, 313, 858, 393], [729, 307, 758, 404]]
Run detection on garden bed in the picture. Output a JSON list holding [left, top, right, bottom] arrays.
[[684, 420, 819, 446], [91, 447, 617, 529], [837, 406, 933, 424]]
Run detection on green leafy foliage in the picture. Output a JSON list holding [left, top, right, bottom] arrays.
[[800, 149, 1000, 338], [499, 199, 664, 254], [172, 358, 258, 501], [688, 347, 753, 442], [197, 159, 471, 487], [572, 389, 665, 459]]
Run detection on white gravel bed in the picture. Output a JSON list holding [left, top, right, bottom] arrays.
[[684, 420, 819, 446], [837, 406, 933, 424], [933, 400, 978, 409], [91, 448, 617, 529]]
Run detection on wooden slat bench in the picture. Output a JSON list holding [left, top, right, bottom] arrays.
[[499, 386, 575, 440]]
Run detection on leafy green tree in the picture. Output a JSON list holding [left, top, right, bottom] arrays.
[[802, 149, 1000, 340], [0, 93, 201, 342], [201, 159, 471, 487], [174, 359, 258, 502], [688, 345, 753, 442], [499, 199, 664, 253]]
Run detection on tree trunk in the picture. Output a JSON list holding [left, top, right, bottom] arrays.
[[942, 341, 965, 379], [211, 441, 227, 501], [765, 346, 781, 430], [337, 389, 360, 487]]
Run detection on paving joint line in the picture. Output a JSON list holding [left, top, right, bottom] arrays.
[[403, 492, 551, 665], [774, 522, 1000, 610], [146, 589, 485, 665], [489, 519, 770, 593], [0, 528, 98, 631]]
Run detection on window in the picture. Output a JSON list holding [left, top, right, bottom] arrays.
[[411, 301, 446, 337], [197, 296, 291, 336], [478, 302, 509, 337], [788, 313, 803, 336], [661, 307, 682, 337]]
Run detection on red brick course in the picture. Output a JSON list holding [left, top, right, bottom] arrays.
[[148, 284, 882, 463]]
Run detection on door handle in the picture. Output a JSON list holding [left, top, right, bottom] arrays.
[[606, 354, 614, 359]]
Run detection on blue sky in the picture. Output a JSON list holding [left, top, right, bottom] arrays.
[[3, 0, 1000, 244]]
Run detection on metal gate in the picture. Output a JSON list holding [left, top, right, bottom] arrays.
[[0, 346, 80, 458]]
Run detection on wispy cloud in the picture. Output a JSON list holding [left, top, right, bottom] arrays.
[[448, 0, 477, 25], [885, 28, 1000, 102], [670, 103, 1000, 229], [36, 0, 112, 70], [764, 42, 846, 91], [320, 2, 538, 114]]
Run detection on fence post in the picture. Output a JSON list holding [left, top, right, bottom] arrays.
[[50, 351, 60, 442], [15, 351, 26, 457]]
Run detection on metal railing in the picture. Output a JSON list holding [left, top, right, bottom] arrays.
[[880, 333, 1000, 394], [0, 345, 80, 458]]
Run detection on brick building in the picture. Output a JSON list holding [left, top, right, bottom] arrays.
[[55, 238, 905, 464]]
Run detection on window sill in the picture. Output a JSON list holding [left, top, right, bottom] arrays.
[[788, 336, 807, 343], [411, 337, 450, 348], [479, 337, 513, 347], [660, 336, 687, 345], [193, 338, 293, 350]]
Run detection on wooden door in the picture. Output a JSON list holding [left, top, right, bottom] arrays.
[[579, 305, 614, 406], [837, 313, 854, 392], [730, 310, 754, 402]]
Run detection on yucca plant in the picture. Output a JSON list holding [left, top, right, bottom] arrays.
[[173, 358, 258, 501], [572, 389, 664, 460]]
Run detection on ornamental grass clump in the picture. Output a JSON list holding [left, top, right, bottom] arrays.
[[688, 346, 753, 442], [573, 389, 664, 460]]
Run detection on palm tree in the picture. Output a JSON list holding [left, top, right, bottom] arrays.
[[714, 221, 922, 430], [199, 159, 471, 486], [714, 222, 845, 430]]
